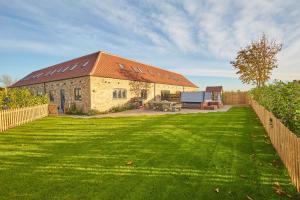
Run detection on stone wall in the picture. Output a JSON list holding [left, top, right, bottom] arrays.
[[23, 76, 91, 113], [20, 76, 198, 113], [90, 76, 198, 112]]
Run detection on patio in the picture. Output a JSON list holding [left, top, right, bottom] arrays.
[[68, 105, 232, 119]]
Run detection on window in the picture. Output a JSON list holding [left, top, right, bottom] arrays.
[[50, 69, 57, 75], [113, 89, 127, 99], [37, 90, 43, 96], [70, 64, 78, 70], [74, 88, 82, 101], [137, 67, 143, 73], [118, 63, 125, 70], [44, 71, 51, 76], [83, 60, 89, 67], [62, 66, 69, 72], [141, 89, 147, 99], [161, 90, 170, 101], [132, 67, 139, 73], [49, 90, 55, 102]]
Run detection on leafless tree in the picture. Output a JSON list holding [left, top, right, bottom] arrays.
[[0, 74, 16, 87]]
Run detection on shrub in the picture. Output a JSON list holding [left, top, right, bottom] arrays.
[[250, 80, 300, 135], [0, 88, 48, 110], [86, 109, 103, 116], [109, 103, 137, 113], [65, 103, 84, 115]]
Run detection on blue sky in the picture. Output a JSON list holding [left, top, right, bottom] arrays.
[[0, 0, 299, 90]]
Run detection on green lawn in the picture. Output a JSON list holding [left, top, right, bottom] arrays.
[[0, 107, 298, 199]]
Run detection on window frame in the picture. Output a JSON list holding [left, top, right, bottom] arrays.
[[74, 88, 82, 101], [113, 88, 127, 99], [141, 89, 147, 99], [161, 90, 170, 101], [49, 90, 55, 102]]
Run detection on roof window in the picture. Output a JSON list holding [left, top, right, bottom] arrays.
[[62, 66, 69, 72], [118, 63, 125, 70], [132, 67, 139, 73], [44, 71, 52, 76], [70, 64, 78, 71], [50, 69, 57, 75], [82, 60, 89, 67], [137, 67, 143, 73]]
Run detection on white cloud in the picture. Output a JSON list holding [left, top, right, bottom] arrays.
[[0, 0, 299, 82]]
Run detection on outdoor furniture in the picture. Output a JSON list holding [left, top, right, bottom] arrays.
[[208, 101, 223, 108], [149, 101, 181, 112], [203, 105, 218, 110]]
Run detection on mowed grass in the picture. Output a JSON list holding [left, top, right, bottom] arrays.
[[0, 107, 298, 199]]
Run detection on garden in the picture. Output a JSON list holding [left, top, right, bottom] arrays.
[[0, 107, 298, 199]]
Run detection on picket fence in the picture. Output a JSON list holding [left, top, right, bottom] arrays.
[[250, 99, 300, 192], [0, 104, 49, 132]]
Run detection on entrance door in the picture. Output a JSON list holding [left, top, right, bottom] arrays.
[[60, 89, 65, 113]]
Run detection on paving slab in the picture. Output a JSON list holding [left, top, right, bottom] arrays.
[[66, 105, 233, 119]]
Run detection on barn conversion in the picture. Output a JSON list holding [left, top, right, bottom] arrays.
[[11, 51, 198, 113]]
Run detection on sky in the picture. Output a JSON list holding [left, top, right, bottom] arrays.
[[0, 0, 299, 90]]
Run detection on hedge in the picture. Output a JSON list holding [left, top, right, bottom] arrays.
[[0, 88, 48, 111], [250, 81, 300, 135]]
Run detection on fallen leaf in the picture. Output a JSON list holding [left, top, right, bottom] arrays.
[[126, 160, 133, 165], [274, 182, 280, 187], [286, 194, 292, 198], [239, 175, 247, 178], [246, 195, 254, 200], [273, 182, 286, 196]]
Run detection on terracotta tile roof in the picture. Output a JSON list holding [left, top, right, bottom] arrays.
[[206, 86, 223, 93], [92, 52, 198, 87], [11, 51, 198, 88], [11, 52, 99, 87]]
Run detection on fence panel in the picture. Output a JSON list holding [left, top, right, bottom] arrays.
[[249, 99, 300, 192], [223, 92, 248, 105], [0, 104, 48, 133]]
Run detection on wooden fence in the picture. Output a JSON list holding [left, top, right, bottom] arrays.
[[250, 99, 300, 192], [0, 104, 49, 132], [223, 91, 249, 105]]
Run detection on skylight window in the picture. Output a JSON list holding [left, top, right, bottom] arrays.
[[50, 69, 57, 75], [35, 73, 43, 78], [44, 71, 51, 76], [118, 63, 125, 70], [148, 70, 154, 75], [82, 60, 89, 67], [132, 67, 139, 73], [70, 64, 78, 71], [137, 67, 143, 73], [62, 66, 69, 72]]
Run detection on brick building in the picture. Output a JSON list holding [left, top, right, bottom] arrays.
[[11, 51, 198, 113]]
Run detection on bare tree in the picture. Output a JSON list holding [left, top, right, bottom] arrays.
[[0, 74, 15, 87], [230, 34, 282, 87]]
